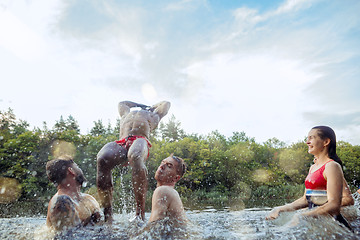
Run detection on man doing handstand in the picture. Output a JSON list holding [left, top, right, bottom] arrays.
[[96, 101, 170, 222]]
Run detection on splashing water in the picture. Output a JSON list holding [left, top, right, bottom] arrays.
[[1, 194, 360, 239]]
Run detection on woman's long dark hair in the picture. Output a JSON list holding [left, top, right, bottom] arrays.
[[312, 126, 343, 168]]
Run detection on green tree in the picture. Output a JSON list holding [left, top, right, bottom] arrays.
[[90, 120, 107, 136], [1, 131, 44, 199], [277, 141, 311, 184], [338, 141, 360, 186], [158, 115, 186, 142], [228, 131, 255, 145]]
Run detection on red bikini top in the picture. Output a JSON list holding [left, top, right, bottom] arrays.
[[304, 160, 333, 190]]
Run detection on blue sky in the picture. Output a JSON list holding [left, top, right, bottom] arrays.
[[0, 0, 359, 145]]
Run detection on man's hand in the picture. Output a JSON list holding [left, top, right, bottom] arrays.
[[138, 104, 150, 110], [139, 105, 156, 112]]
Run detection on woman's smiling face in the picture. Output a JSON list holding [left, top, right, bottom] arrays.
[[306, 129, 326, 155]]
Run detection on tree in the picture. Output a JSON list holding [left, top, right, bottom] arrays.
[[263, 138, 286, 149], [90, 120, 107, 136], [0, 108, 29, 140], [338, 141, 360, 186], [54, 116, 67, 132], [277, 141, 311, 184], [228, 131, 255, 145], [158, 115, 186, 142], [0, 131, 44, 199], [54, 115, 80, 133], [66, 115, 80, 133]]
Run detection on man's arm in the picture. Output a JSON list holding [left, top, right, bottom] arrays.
[[47, 195, 81, 230], [118, 101, 150, 118], [82, 194, 103, 226], [150, 101, 171, 119]]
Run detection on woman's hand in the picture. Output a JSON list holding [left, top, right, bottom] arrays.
[[266, 207, 281, 220]]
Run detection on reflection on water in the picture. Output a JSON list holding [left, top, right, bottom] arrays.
[[0, 206, 359, 240]]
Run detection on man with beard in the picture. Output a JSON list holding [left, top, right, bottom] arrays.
[[97, 100, 170, 223], [149, 154, 187, 223], [46, 157, 102, 231]]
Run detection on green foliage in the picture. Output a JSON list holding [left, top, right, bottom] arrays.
[[158, 114, 186, 142], [277, 147, 310, 184], [338, 141, 360, 186], [251, 184, 304, 200], [1, 108, 360, 211]]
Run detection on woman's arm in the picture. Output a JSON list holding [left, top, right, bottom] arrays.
[[266, 191, 308, 220], [341, 178, 354, 206]]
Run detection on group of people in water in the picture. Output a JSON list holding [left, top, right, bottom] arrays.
[[45, 100, 356, 233], [46, 100, 187, 231]]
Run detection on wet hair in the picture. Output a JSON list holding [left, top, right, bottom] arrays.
[[312, 126, 343, 168], [46, 158, 74, 186], [170, 153, 186, 178]]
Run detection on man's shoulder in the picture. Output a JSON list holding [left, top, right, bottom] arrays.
[[80, 193, 101, 208], [81, 193, 96, 199], [51, 194, 73, 203], [155, 185, 175, 191], [49, 194, 76, 212], [154, 186, 179, 198]]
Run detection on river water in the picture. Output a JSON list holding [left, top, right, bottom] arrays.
[[1, 193, 360, 239]]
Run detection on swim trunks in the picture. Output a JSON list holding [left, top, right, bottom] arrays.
[[115, 135, 152, 160]]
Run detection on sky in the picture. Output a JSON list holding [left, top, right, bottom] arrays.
[[0, 0, 359, 145]]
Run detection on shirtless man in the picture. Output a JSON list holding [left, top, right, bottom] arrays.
[[149, 154, 187, 223], [46, 157, 101, 231], [97, 101, 170, 222]]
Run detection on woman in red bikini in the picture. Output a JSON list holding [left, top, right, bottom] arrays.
[[266, 126, 354, 229]]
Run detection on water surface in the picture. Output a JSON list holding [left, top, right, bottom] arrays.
[[0, 206, 359, 239]]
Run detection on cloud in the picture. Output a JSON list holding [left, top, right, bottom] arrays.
[[273, 0, 314, 15], [303, 111, 360, 127], [0, 9, 44, 61], [0, 0, 359, 145], [302, 111, 360, 144], [164, 0, 206, 11]]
